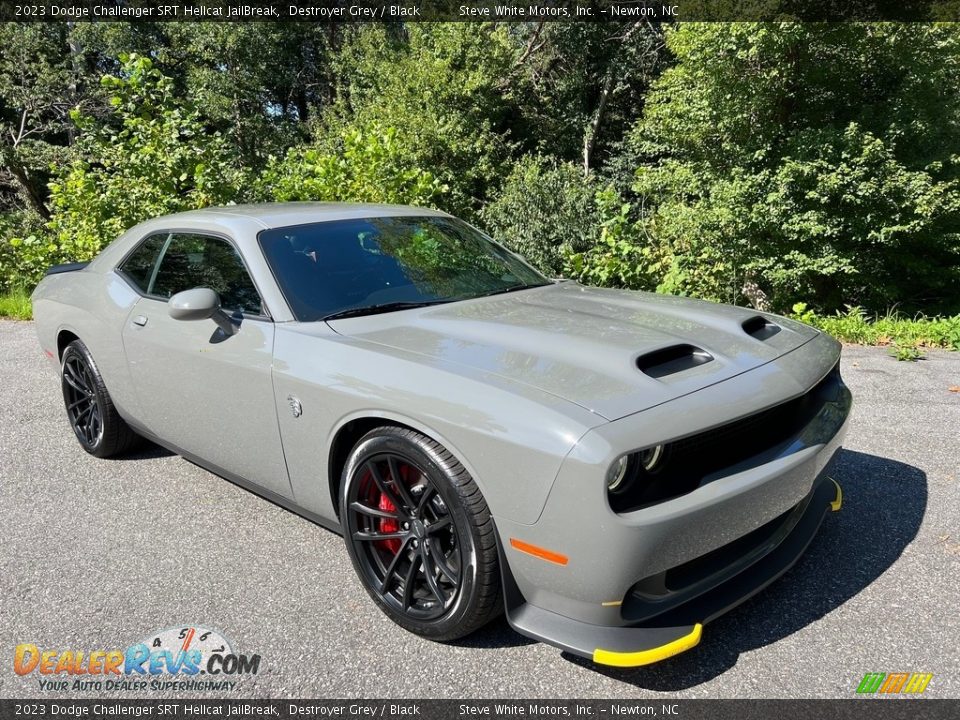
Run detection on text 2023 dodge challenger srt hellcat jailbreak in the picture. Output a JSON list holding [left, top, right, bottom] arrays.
[[32, 203, 851, 667]]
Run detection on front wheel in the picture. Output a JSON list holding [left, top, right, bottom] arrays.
[[340, 426, 501, 641], [61, 339, 139, 458]]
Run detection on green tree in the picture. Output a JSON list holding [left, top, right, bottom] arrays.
[[259, 123, 445, 207], [46, 55, 243, 265], [72, 22, 338, 169], [324, 23, 519, 218], [628, 23, 960, 313], [504, 22, 666, 175], [481, 155, 599, 275], [0, 24, 79, 221]]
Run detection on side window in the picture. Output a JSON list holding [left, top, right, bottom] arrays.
[[117, 233, 168, 293], [150, 233, 263, 315]]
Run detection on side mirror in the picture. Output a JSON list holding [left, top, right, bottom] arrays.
[[168, 288, 237, 335]]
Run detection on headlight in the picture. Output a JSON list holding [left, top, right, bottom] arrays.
[[606, 445, 667, 495], [639, 444, 664, 472], [606, 455, 630, 492]]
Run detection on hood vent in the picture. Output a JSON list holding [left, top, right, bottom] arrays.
[[636, 344, 714, 379], [742, 315, 781, 341]]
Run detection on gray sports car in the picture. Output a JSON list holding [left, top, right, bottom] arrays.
[[31, 203, 851, 667]]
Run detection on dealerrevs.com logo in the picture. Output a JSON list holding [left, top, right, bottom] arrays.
[[13, 625, 261, 692]]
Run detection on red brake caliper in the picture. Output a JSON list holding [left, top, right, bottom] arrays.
[[377, 491, 401, 555]]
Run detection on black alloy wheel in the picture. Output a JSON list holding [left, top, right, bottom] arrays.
[[60, 339, 139, 458], [341, 426, 501, 640]]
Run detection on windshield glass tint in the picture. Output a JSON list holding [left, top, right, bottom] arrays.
[[258, 216, 547, 322]]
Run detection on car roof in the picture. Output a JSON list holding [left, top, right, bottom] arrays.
[[87, 202, 458, 323], [156, 202, 450, 230]]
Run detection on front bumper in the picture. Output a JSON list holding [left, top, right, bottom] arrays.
[[495, 333, 851, 665], [502, 475, 841, 666]]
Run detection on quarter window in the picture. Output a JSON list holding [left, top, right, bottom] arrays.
[[117, 233, 168, 293], [150, 233, 263, 315]]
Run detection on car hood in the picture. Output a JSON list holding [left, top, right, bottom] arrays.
[[327, 282, 820, 421]]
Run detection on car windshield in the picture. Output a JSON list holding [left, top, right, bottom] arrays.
[[258, 215, 550, 322]]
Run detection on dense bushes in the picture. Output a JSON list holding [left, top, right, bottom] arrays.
[[323, 23, 519, 219], [46, 55, 243, 279], [626, 24, 960, 313], [259, 125, 445, 208], [1, 23, 959, 317], [481, 157, 599, 276]]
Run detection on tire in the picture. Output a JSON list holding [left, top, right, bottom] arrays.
[[61, 339, 140, 458], [340, 426, 501, 641]]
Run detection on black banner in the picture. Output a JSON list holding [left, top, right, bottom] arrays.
[[0, 0, 956, 23], [1, 700, 958, 720]]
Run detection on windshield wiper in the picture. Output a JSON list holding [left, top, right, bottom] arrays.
[[472, 282, 552, 300], [322, 300, 451, 322]]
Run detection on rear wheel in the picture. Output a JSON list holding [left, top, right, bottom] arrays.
[[340, 426, 501, 641], [61, 339, 139, 458]]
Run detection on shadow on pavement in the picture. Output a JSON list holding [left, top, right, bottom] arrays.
[[113, 440, 175, 461]]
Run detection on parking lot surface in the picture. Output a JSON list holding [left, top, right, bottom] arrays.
[[1, 319, 957, 698]]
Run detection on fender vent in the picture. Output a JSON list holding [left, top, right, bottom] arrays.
[[636, 344, 713, 379], [742, 315, 781, 341]]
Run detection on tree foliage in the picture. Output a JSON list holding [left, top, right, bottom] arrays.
[[46, 55, 243, 268], [625, 23, 960, 312], [259, 124, 445, 207], [481, 156, 599, 275], [0, 24, 78, 221], [1, 21, 959, 315], [324, 23, 519, 218]]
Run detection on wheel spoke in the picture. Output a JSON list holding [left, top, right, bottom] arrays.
[[366, 461, 407, 516], [63, 368, 87, 395], [90, 405, 102, 439], [415, 486, 435, 515], [401, 554, 422, 611], [420, 551, 447, 605], [83, 371, 97, 396], [68, 361, 91, 391], [378, 537, 411, 594], [387, 456, 417, 511], [428, 539, 459, 583], [350, 501, 400, 521], [426, 516, 452, 534], [74, 402, 94, 422], [68, 397, 90, 411], [353, 530, 406, 542]]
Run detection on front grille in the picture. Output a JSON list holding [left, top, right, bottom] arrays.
[[609, 362, 842, 513]]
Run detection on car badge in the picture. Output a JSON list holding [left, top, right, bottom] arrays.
[[288, 395, 303, 418]]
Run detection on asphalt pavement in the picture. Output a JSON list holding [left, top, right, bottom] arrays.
[[0, 319, 957, 699]]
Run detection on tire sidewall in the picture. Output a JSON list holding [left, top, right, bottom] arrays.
[[340, 430, 483, 640]]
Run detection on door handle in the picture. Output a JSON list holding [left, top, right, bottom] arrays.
[[132, 315, 148, 327]]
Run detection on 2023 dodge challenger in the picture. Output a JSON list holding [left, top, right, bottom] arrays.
[[32, 203, 851, 667]]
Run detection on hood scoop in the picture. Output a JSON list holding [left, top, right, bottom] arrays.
[[636, 344, 714, 379], [742, 315, 781, 341]]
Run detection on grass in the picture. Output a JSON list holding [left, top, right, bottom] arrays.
[[791, 303, 960, 361], [0, 288, 33, 320]]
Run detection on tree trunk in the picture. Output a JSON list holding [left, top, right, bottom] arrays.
[[582, 65, 616, 177], [66, 22, 84, 146], [582, 21, 648, 177], [4, 155, 52, 221]]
